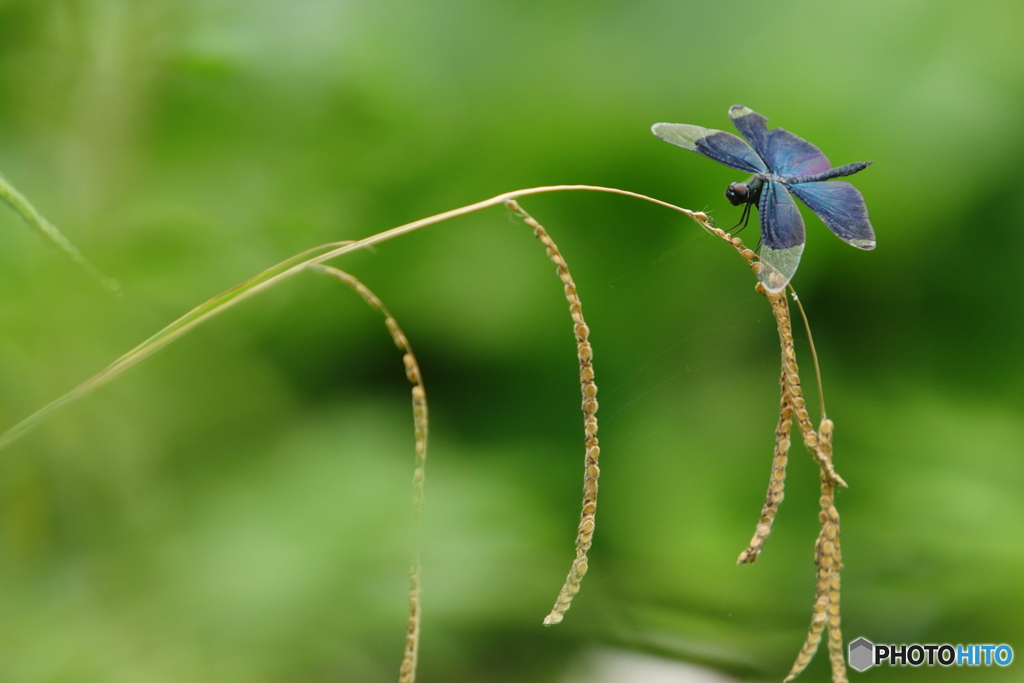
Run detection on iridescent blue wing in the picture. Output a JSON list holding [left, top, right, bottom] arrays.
[[788, 181, 876, 249], [652, 122, 767, 174], [728, 105, 772, 162], [758, 181, 806, 292], [763, 128, 831, 177]]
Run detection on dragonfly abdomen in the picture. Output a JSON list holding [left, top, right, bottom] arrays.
[[783, 161, 872, 185]]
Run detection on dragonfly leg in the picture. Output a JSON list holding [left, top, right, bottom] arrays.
[[729, 200, 755, 235]]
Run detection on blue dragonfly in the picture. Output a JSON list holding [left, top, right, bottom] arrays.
[[652, 105, 874, 292]]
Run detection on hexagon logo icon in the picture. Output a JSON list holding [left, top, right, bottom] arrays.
[[849, 637, 874, 672]]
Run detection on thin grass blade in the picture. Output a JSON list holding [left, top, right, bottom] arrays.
[[0, 173, 120, 293]]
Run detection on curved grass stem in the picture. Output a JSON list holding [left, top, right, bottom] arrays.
[[789, 288, 826, 422], [0, 185, 706, 450]]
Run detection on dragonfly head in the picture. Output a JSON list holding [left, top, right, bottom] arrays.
[[725, 182, 750, 207], [725, 175, 763, 207]]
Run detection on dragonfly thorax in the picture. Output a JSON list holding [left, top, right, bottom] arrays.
[[725, 174, 765, 207]]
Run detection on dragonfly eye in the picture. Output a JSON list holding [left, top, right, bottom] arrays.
[[725, 182, 748, 206]]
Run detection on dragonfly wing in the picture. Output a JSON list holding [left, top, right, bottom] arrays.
[[728, 105, 772, 161], [652, 122, 767, 173], [788, 181, 875, 249], [764, 128, 831, 176], [758, 181, 806, 292]]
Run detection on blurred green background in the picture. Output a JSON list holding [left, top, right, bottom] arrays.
[[0, 1, 1021, 681]]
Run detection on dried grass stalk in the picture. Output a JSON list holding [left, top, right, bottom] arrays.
[[818, 420, 847, 683], [399, 560, 423, 683], [736, 371, 792, 564], [784, 420, 845, 683], [310, 264, 428, 683], [768, 292, 848, 683], [699, 226, 849, 682], [767, 291, 846, 489], [503, 199, 600, 626]]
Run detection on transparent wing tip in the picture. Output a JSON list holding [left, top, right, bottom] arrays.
[[651, 122, 679, 135], [849, 238, 876, 250], [757, 243, 804, 293], [650, 122, 709, 151], [758, 264, 792, 293]]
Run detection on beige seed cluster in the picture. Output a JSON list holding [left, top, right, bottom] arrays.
[[737, 372, 792, 564], [310, 265, 428, 683], [399, 561, 423, 683], [785, 420, 846, 683], [768, 290, 846, 490], [503, 200, 600, 627]]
